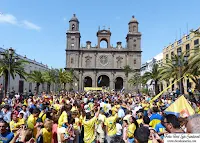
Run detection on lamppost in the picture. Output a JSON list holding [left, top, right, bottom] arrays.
[[0, 48, 18, 97], [172, 49, 188, 95]]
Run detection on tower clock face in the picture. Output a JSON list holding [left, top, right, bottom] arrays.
[[99, 55, 108, 66]]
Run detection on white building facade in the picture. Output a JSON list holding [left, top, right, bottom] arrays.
[[0, 47, 52, 95], [141, 53, 163, 94]]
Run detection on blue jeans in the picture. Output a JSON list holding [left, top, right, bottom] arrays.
[[128, 138, 134, 143]]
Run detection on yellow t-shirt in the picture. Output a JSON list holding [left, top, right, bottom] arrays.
[[42, 128, 52, 143], [18, 118, 25, 126], [54, 104, 60, 111], [83, 116, 97, 143], [10, 120, 19, 135], [27, 114, 37, 137], [73, 117, 80, 130], [137, 119, 143, 125], [105, 114, 118, 136], [127, 123, 136, 138], [142, 103, 150, 111], [39, 111, 46, 123], [58, 111, 68, 127]]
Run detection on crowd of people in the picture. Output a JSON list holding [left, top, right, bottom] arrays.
[[0, 90, 199, 143]]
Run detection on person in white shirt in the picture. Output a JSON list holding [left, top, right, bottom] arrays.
[[19, 105, 30, 120], [116, 118, 122, 136]]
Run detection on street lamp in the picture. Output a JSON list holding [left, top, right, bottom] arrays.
[[172, 50, 188, 95], [0, 47, 17, 97]]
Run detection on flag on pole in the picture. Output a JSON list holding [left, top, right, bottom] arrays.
[[98, 76, 102, 84], [165, 95, 195, 118]]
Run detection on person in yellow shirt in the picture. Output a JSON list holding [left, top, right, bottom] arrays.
[[127, 116, 139, 143], [105, 110, 118, 143], [136, 112, 144, 126], [58, 105, 69, 127], [38, 105, 47, 123], [41, 118, 53, 143], [27, 108, 40, 137], [10, 114, 20, 135], [18, 113, 25, 126], [83, 106, 100, 143]]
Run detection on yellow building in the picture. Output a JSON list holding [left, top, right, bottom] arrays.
[[163, 27, 200, 92]]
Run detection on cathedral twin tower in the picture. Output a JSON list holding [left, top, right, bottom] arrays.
[[65, 14, 142, 91]]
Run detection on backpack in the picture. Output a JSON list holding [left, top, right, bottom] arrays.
[[36, 113, 45, 123]]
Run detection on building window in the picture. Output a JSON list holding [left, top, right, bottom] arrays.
[[134, 39, 136, 42], [29, 83, 32, 91], [171, 52, 174, 59], [134, 59, 136, 64], [133, 44, 136, 47], [194, 39, 199, 45], [71, 43, 74, 48], [71, 58, 74, 64], [177, 47, 182, 54], [72, 24, 75, 31], [186, 44, 190, 56], [166, 54, 169, 62]]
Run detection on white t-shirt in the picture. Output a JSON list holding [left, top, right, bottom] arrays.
[[57, 127, 67, 143], [116, 123, 122, 135]]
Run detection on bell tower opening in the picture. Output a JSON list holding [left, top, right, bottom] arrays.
[[100, 39, 108, 48], [97, 27, 111, 49]]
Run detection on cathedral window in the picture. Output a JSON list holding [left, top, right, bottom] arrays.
[[71, 43, 74, 48], [133, 26, 136, 32], [72, 24, 75, 31], [71, 58, 74, 64], [134, 44, 136, 48], [134, 59, 136, 64]]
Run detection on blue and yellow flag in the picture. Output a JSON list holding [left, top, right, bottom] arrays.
[[165, 95, 195, 117], [98, 76, 102, 84]]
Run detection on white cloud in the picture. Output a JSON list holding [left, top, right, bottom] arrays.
[[21, 20, 41, 31], [0, 13, 18, 25], [0, 12, 41, 31]]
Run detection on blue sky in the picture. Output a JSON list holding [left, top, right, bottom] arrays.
[[1, 0, 200, 68]]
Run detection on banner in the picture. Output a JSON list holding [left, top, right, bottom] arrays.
[[165, 95, 195, 117], [84, 87, 102, 91], [150, 76, 185, 103]]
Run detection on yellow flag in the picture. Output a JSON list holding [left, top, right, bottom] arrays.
[[165, 95, 195, 117]]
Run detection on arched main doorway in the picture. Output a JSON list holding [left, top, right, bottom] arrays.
[[115, 77, 123, 91], [97, 75, 110, 87], [84, 76, 92, 87]]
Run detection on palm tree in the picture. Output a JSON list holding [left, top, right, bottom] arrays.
[[0, 49, 28, 96], [142, 64, 160, 95], [128, 72, 143, 91], [123, 65, 132, 78], [159, 54, 189, 94], [42, 69, 57, 92], [58, 69, 73, 90], [27, 71, 44, 94]]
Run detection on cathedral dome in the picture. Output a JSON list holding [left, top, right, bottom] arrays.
[[70, 14, 79, 22], [129, 16, 138, 24]]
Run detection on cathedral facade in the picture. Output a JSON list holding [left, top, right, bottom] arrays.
[[65, 14, 142, 91]]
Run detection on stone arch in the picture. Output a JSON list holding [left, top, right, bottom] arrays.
[[84, 76, 92, 87], [100, 38, 108, 48], [97, 75, 110, 87], [115, 77, 123, 91]]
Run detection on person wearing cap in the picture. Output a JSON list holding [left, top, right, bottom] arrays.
[[83, 106, 100, 143]]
